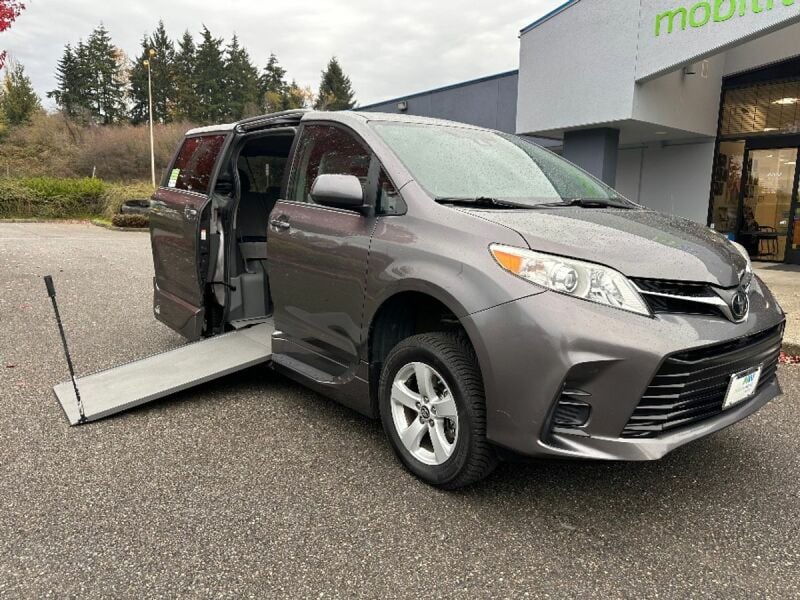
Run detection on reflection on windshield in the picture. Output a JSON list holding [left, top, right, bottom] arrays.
[[371, 121, 635, 209]]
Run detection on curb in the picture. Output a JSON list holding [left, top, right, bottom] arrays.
[[90, 219, 149, 233], [0, 218, 92, 224]]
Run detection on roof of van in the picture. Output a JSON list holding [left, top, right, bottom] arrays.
[[184, 109, 487, 137]]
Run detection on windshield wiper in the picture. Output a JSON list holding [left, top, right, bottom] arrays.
[[545, 198, 634, 209], [434, 196, 529, 209]]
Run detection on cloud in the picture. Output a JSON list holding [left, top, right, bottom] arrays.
[[2, 0, 563, 109]]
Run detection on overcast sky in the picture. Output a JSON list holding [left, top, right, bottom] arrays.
[[1, 0, 563, 109]]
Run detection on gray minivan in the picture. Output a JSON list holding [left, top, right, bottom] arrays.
[[149, 109, 785, 488]]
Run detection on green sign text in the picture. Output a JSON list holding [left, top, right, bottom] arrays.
[[655, 0, 797, 36]]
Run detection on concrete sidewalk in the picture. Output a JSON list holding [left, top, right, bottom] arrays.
[[755, 263, 800, 355]]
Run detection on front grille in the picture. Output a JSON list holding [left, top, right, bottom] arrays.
[[621, 324, 783, 438], [632, 278, 716, 298], [631, 278, 728, 319], [643, 295, 724, 318]]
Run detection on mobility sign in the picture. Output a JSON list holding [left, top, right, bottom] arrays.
[[637, 0, 800, 80], [656, 0, 798, 36]]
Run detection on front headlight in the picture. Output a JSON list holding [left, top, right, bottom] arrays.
[[490, 244, 651, 317]]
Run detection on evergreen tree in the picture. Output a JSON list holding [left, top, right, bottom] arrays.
[[128, 34, 152, 125], [173, 30, 198, 121], [129, 21, 176, 124], [49, 44, 82, 118], [314, 57, 356, 111], [260, 53, 287, 113], [85, 24, 126, 124], [0, 61, 41, 125], [223, 34, 260, 120], [193, 26, 227, 123]]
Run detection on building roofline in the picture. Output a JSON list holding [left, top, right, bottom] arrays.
[[358, 69, 519, 110], [520, 0, 580, 35]]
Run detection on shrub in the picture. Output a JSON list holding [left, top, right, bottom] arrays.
[[111, 213, 149, 228], [0, 176, 154, 219], [0, 112, 194, 181], [0, 176, 106, 218], [102, 181, 155, 219]]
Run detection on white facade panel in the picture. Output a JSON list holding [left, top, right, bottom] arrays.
[[723, 21, 800, 75], [516, 0, 639, 135], [632, 54, 726, 137]]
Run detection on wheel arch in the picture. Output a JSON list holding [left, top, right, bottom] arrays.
[[365, 284, 486, 417]]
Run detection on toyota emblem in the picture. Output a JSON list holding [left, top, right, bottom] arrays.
[[731, 290, 749, 321]]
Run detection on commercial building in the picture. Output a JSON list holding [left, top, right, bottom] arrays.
[[362, 0, 800, 264]]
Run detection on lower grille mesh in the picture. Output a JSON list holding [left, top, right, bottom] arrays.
[[621, 324, 783, 438]]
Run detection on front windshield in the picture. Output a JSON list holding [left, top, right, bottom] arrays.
[[371, 121, 634, 207]]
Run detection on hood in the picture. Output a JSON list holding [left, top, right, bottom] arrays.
[[464, 207, 747, 287]]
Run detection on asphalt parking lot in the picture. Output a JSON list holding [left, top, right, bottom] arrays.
[[1, 222, 799, 598]]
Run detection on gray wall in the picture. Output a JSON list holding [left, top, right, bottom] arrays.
[[360, 71, 519, 133], [616, 140, 715, 224]]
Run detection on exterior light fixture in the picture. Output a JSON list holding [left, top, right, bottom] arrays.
[[763, 127, 779, 132], [772, 97, 798, 105], [397, 100, 408, 112]]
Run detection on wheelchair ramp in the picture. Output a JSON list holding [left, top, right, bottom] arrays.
[[53, 321, 273, 425]]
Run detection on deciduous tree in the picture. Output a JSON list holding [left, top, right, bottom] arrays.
[[0, 1, 25, 69]]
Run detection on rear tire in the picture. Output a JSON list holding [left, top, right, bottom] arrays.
[[378, 332, 498, 489]]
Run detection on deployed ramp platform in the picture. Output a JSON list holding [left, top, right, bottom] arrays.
[[53, 321, 273, 425]]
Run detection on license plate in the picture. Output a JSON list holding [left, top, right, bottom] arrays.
[[723, 366, 762, 409]]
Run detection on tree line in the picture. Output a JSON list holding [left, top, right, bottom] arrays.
[[0, 21, 358, 130]]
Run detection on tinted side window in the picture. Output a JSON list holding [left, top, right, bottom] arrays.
[[288, 125, 370, 203], [167, 134, 226, 194]]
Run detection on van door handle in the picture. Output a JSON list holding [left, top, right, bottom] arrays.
[[185, 207, 198, 220], [270, 217, 291, 231]]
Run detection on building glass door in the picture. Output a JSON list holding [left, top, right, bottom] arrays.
[[738, 147, 798, 262]]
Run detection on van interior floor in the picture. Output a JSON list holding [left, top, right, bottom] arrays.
[[53, 320, 274, 425]]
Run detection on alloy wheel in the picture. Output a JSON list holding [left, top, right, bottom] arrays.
[[390, 361, 459, 466]]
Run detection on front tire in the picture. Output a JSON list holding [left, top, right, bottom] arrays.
[[378, 332, 497, 489]]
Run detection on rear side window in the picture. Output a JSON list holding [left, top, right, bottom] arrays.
[[167, 134, 226, 194], [288, 125, 371, 203]]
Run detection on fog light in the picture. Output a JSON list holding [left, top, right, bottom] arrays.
[[552, 388, 591, 429]]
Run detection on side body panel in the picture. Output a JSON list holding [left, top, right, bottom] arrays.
[[268, 200, 376, 379]]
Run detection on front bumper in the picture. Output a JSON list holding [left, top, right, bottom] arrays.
[[461, 276, 785, 459]]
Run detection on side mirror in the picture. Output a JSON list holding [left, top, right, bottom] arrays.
[[311, 174, 365, 212]]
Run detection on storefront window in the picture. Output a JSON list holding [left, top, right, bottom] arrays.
[[710, 140, 745, 237], [720, 81, 800, 137]]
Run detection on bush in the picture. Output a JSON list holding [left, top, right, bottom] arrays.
[[0, 176, 154, 219], [111, 213, 149, 228], [0, 176, 106, 218], [102, 181, 155, 219], [0, 112, 194, 182]]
